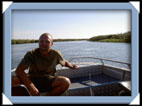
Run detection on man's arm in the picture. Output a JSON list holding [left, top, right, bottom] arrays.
[[15, 65, 40, 96], [64, 61, 78, 69]]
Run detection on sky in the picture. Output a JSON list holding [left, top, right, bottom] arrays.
[[11, 10, 131, 39]]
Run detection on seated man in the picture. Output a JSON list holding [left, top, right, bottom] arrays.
[[12, 33, 77, 96]]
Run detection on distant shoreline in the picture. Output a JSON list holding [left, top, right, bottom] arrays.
[[88, 32, 131, 43], [11, 39, 88, 44], [12, 32, 131, 44]]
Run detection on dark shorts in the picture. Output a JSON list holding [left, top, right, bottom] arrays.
[[29, 75, 57, 93]]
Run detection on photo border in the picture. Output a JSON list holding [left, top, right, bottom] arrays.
[[3, 2, 139, 104]]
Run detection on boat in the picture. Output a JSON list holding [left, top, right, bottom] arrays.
[[11, 57, 131, 96]]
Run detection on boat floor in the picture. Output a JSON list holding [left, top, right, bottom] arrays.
[[69, 73, 120, 89]]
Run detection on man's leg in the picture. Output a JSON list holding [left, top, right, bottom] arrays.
[[12, 76, 22, 87], [11, 76, 31, 96], [49, 76, 71, 96]]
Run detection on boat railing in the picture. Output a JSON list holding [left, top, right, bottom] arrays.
[[69, 57, 131, 69], [68, 57, 131, 95]]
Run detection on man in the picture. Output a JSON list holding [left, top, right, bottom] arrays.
[[12, 33, 77, 96]]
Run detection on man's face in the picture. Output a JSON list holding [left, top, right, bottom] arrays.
[[39, 35, 53, 51]]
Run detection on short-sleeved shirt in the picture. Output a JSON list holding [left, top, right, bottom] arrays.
[[19, 48, 66, 76]]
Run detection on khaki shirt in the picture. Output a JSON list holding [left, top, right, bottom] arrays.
[[19, 48, 66, 76]]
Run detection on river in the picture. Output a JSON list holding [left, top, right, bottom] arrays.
[[11, 41, 131, 69]]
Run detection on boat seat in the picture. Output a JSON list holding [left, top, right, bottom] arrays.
[[12, 84, 31, 96]]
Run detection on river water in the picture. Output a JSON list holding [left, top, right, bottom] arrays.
[[11, 41, 131, 69]]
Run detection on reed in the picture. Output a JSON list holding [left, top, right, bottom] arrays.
[[88, 32, 131, 43], [11, 39, 87, 44], [11, 39, 39, 44]]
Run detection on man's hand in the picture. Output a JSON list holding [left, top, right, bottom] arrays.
[[28, 83, 40, 96], [70, 64, 78, 69], [65, 61, 78, 69]]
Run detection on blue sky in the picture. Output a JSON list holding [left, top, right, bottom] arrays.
[[11, 10, 131, 39]]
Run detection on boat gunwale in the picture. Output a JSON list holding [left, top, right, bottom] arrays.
[[68, 56, 131, 69]]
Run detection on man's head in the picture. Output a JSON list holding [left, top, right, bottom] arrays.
[[39, 33, 53, 52]]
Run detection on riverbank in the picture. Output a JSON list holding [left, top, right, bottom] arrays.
[[11, 39, 88, 44], [12, 32, 131, 44], [88, 32, 131, 43]]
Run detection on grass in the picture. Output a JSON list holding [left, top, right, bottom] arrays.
[[11, 39, 87, 44], [53, 39, 87, 42], [12, 39, 39, 44], [88, 32, 131, 43], [99, 39, 126, 42], [12, 32, 131, 44]]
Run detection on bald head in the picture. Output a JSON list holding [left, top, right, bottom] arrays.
[[39, 33, 53, 52], [39, 33, 53, 42]]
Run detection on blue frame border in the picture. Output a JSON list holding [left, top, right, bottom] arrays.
[[3, 3, 139, 104]]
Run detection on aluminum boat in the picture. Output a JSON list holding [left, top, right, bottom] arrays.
[[12, 57, 131, 96]]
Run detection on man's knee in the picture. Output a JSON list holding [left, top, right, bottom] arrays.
[[62, 77, 71, 89], [52, 76, 71, 89]]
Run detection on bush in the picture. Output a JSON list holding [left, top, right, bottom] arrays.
[[11, 39, 38, 44], [89, 31, 131, 43]]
